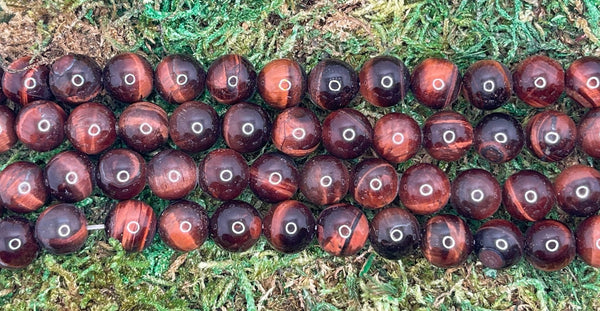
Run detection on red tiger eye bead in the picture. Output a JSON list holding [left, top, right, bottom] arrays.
[[106, 200, 157, 252], [0, 105, 17, 153], [451, 169, 501, 220], [155, 54, 206, 104], [222, 102, 271, 153], [578, 108, 600, 158], [317, 203, 368, 257], [565, 56, 600, 108], [422, 214, 473, 268], [168, 101, 220, 153], [463, 60, 513, 110], [369, 207, 420, 260], [262, 200, 316, 254], [0, 161, 47, 213], [2, 56, 52, 106], [410, 58, 461, 109], [258, 58, 307, 109], [575, 215, 600, 267], [198, 148, 248, 201], [554, 165, 600, 217], [15, 100, 66, 152], [0, 217, 39, 269], [299, 155, 350, 206], [147, 149, 197, 200], [65, 102, 117, 155], [96, 149, 146, 200], [422, 111, 473, 161], [49, 54, 102, 105], [206, 54, 256, 105], [474, 219, 524, 269], [45, 150, 94, 203], [350, 158, 398, 210], [513, 55, 564, 108], [35, 203, 88, 254], [503, 170, 555, 222], [322, 108, 373, 159], [118, 101, 168, 153], [158, 200, 209, 252], [249, 153, 299, 203], [372, 112, 421, 164], [525, 110, 576, 162], [308, 58, 359, 110], [474, 112, 524, 163], [103, 53, 153, 103], [359, 55, 410, 107], [398, 163, 450, 215], [271, 106, 321, 157], [210, 200, 262, 252], [524, 219, 575, 271]]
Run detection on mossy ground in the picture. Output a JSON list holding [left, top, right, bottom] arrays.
[[0, 0, 600, 310]]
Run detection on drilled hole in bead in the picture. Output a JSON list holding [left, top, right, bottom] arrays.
[[139, 123, 153, 135], [320, 175, 332, 187], [534, 77, 547, 89], [126, 221, 140, 234], [442, 130, 456, 144], [231, 221, 245, 234], [342, 128, 356, 142], [65, 172, 78, 185], [483, 80, 495, 92], [17, 181, 31, 195], [116, 170, 130, 183], [8, 238, 21, 250], [587, 77, 600, 89], [495, 238, 508, 251], [278, 79, 292, 91], [369, 178, 383, 191], [219, 169, 233, 182], [544, 131, 560, 145], [524, 190, 538, 204], [432, 78, 445, 91], [168, 170, 182, 182], [268, 172, 282, 185], [191, 122, 203, 134], [442, 236, 455, 249], [227, 75, 238, 87], [494, 132, 508, 144], [37, 120, 51, 132], [241, 123, 255, 135], [23, 77, 37, 89], [57, 224, 71, 237], [292, 128, 306, 140], [419, 184, 433, 196], [471, 189, 485, 202], [71, 74, 85, 87], [392, 132, 404, 145], [87, 124, 101, 137], [124, 74, 136, 86], [338, 225, 352, 238], [285, 222, 298, 235], [545, 239, 559, 252], [380, 75, 394, 88], [328, 80, 342, 92], [576, 185, 590, 199], [390, 228, 403, 242], [179, 221, 192, 233], [176, 74, 188, 86]]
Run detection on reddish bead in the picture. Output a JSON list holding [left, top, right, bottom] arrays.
[[575, 215, 600, 267], [15, 100, 66, 152], [249, 153, 299, 203], [262, 200, 316, 254], [147, 149, 197, 200], [299, 155, 350, 206], [155, 54, 206, 104], [49, 54, 102, 105], [65, 102, 117, 155], [554, 165, 600, 217], [422, 111, 473, 161], [271, 106, 321, 157], [198, 148, 248, 201], [524, 219, 575, 271], [463, 60, 513, 110], [369, 207, 420, 260], [565, 56, 600, 108], [410, 58, 461, 109], [96, 149, 146, 200], [210, 200, 262, 252], [398, 163, 450, 215], [168, 101, 219, 153], [525, 110, 576, 162], [350, 158, 398, 209], [118, 101, 168, 153], [34, 203, 88, 254], [105, 200, 157, 252], [158, 200, 209, 252], [0, 217, 39, 269], [474, 219, 523, 269], [422, 214, 473, 268], [317, 203, 368, 257], [45, 151, 94, 203], [308, 58, 359, 110], [503, 170, 555, 222], [0, 161, 47, 213], [578, 108, 600, 158], [372, 112, 421, 164], [206, 54, 256, 105], [0, 105, 17, 153], [513, 55, 564, 108], [473, 112, 524, 163], [359, 55, 410, 107], [222, 102, 271, 153], [258, 58, 306, 109], [102, 53, 153, 103], [2, 56, 52, 106], [451, 169, 501, 220], [322, 108, 373, 159]]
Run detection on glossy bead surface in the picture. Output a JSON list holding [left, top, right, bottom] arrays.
[[359, 56, 410, 107], [474, 219, 523, 269], [96, 149, 146, 200], [299, 155, 350, 206], [473, 112, 524, 163], [308, 58, 359, 110], [206, 54, 256, 105], [575, 215, 600, 267], [565, 56, 600, 108], [451, 169, 501, 220], [462, 60, 513, 110], [398, 163, 450, 215], [0, 105, 17, 153], [322, 108, 373, 159], [524, 219, 575, 271], [222, 102, 270, 153], [503, 170, 555, 222], [372, 112, 421, 164], [65, 102, 117, 155], [369, 207, 420, 260], [577, 108, 600, 158], [513, 55, 564, 108], [350, 158, 398, 209], [15, 100, 66, 152], [118, 101, 168, 153], [210, 200, 262, 252], [525, 110, 576, 162], [249, 153, 299, 203], [0, 217, 38, 269], [158, 200, 209, 252], [422, 111, 473, 161], [317, 203, 368, 257], [0, 161, 47, 213], [49, 54, 102, 105], [45, 151, 94, 203], [262, 200, 316, 254], [155, 54, 206, 104], [198, 148, 248, 201], [271, 106, 321, 157], [2, 57, 52, 105], [422, 214, 473, 268], [147, 149, 197, 200], [102, 53, 153, 103], [410, 58, 461, 109], [168, 101, 219, 153], [258, 58, 306, 109], [554, 165, 600, 217], [35, 203, 88, 254], [105, 200, 157, 252]]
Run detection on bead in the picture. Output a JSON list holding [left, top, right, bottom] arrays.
[[222, 102, 271, 153], [96, 149, 146, 200], [65, 102, 117, 155], [249, 153, 299, 203], [473, 219, 523, 269], [210, 200, 262, 252], [105, 200, 157, 252], [565, 56, 600, 108], [198, 148, 248, 201], [398, 163, 450, 215], [316, 203, 368, 257], [258, 58, 306, 109], [578, 108, 600, 158], [359, 55, 410, 107], [322, 108, 373, 159], [513, 55, 564, 108], [0, 217, 38, 269], [503, 170, 555, 222], [0, 161, 47, 213], [350, 158, 398, 209], [299, 155, 350, 206], [451, 169, 501, 220], [49, 54, 102, 105], [372, 112, 421, 164], [554, 165, 600, 217], [45, 150, 94, 203], [34, 203, 88, 254], [2, 56, 52, 106], [575, 215, 600, 267], [422, 214, 473, 268], [168, 101, 219, 153], [158, 200, 209, 252], [410, 58, 461, 109], [15, 100, 66, 152], [462, 60, 513, 110], [206, 54, 256, 104], [308, 58, 359, 110], [117, 101, 168, 153], [271, 106, 321, 157], [368, 207, 420, 260], [147, 149, 197, 200], [262, 200, 316, 254], [422, 111, 473, 161], [525, 110, 576, 162], [0, 105, 17, 153], [524, 219, 575, 271], [155, 54, 206, 104], [473, 112, 524, 163], [102, 53, 153, 103]]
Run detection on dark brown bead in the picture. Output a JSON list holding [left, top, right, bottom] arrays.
[[65, 102, 117, 155], [369, 207, 420, 260], [0, 217, 39, 269], [222, 102, 271, 153], [578, 108, 600, 158], [398, 163, 450, 215], [249, 153, 299, 203], [206, 54, 256, 105], [45, 150, 94, 203], [422, 214, 473, 268], [316, 203, 368, 257], [372, 112, 421, 164], [198, 148, 248, 201], [503, 170, 555, 222], [102, 53, 153, 103], [271, 106, 321, 157], [524, 219, 575, 271], [262, 200, 316, 254], [308, 58, 359, 110], [49, 54, 102, 105], [299, 155, 350, 206], [158, 200, 209, 252], [155, 54, 206, 104], [2, 57, 52, 106], [474, 219, 523, 269], [210, 200, 262, 252], [147, 149, 197, 200], [451, 169, 501, 220], [258, 58, 306, 109], [513, 55, 564, 108], [422, 111, 473, 162], [463, 60, 513, 110], [554, 165, 600, 217], [565, 56, 600, 108], [525, 110, 576, 162], [576, 215, 600, 267], [410, 58, 461, 109], [96, 149, 146, 200], [0, 105, 17, 153], [15, 100, 66, 152], [105, 200, 157, 252], [473, 112, 524, 163], [350, 158, 398, 210], [168, 101, 219, 153], [0, 161, 47, 213], [359, 55, 410, 107], [34, 203, 88, 254], [117, 101, 169, 153], [322, 108, 373, 159]]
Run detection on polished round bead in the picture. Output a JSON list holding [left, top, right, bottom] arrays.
[[422, 111, 473, 161], [65, 102, 117, 155], [513, 55, 565, 108], [565, 56, 600, 108], [155, 54, 206, 104], [210, 200, 262, 252], [576, 215, 600, 267], [45, 150, 94, 203], [102, 53, 153, 103], [105, 200, 157, 252], [422, 214, 473, 268], [158, 200, 209, 252], [49, 54, 102, 105], [322, 108, 373, 159], [474, 219, 523, 269], [206, 54, 256, 105], [0, 217, 39, 269], [0, 161, 47, 213], [308, 58, 359, 110], [222, 102, 271, 153], [147, 149, 197, 200], [262, 200, 316, 254], [410, 58, 461, 109], [554, 165, 600, 217], [350, 158, 398, 209], [398, 163, 450, 215], [463, 60, 513, 110], [359, 55, 410, 107], [317, 203, 368, 257], [369, 207, 420, 260], [503, 170, 555, 222], [372, 112, 421, 164], [299, 155, 350, 206], [0, 105, 17, 153], [525, 110, 576, 162], [473, 112, 524, 163], [578, 108, 600, 158], [524, 219, 575, 271], [258, 58, 306, 109], [96, 149, 146, 200], [117, 101, 168, 153], [15, 100, 66, 152], [198, 148, 248, 201], [2, 57, 52, 106], [35, 203, 88, 254], [271, 106, 321, 157], [249, 153, 299, 203], [168, 101, 219, 153], [451, 169, 501, 220]]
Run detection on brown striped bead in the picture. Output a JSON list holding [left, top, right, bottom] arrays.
[[0, 161, 47, 213], [0, 105, 17, 153], [350, 158, 398, 210], [0, 217, 39, 269], [578, 108, 600, 158], [65, 102, 117, 155], [576, 215, 600, 267], [410, 58, 461, 109], [168, 101, 220, 153], [299, 155, 350, 206], [369, 207, 420, 260], [158, 200, 209, 252], [45, 150, 94, 203], [565, 56, 600, 108], [372, 112, 421, 164], [106, 200, 157, 252], [2, 56, 52, 106], [206, 54, 256, 105], [422, 111, 473, 162], [198, 148, 248, 201], [503, 170, 555, 222], [473, 112, 524, 163], [262, 200, 316, 254], [117, 101, 169, 153], [322, 108, 373, 159], [210, 200, 262, 252], [155, 54, 206, 104], [96, 149, 146, 200], [398, 163, 450, 215], [271, 106, 321, 157], [524, 219, 575, 271], [15, 100, 66, 152], [308, 58, 359, 110], [34, 203, 88, 254], [49, 54, 102, 105], [513, 55, 564, 108], [147, 149, 197, 200], [451, 169, 501, 220], [474, 219, 523, 269], [422, 214, 473, 268], [249, 153, 299, 203], [525, 110, 576, 162], [463, 60, 513, 110], [554, 165, 600, 217], [359, 55, 410, 107], [316, 203, 368, 257], [103, 53, 153, 103], [258, 58, 306, 109]]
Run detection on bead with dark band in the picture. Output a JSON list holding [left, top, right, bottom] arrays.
[[206, 54, 256, 105], [49, 54, 103, 105], [474, 219, 523, 269], [2, 56, 52, 106], [525, 110, 576, 162], [35, 203, 88, 254], [422, 214, 473, 268], [249, 153, 299, 203], [258, 58, 306, 109], [317, 203, 368, 257], [359, 55, 410, 107]]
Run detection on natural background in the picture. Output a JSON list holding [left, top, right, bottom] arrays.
[[1, 0, 600, 310]]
